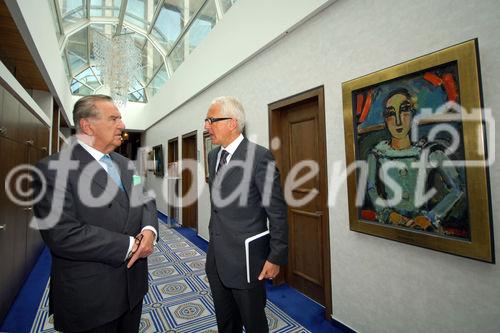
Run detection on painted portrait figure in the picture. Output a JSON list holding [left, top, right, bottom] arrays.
[[355, 63, 470, 239], [366, 88, 466, 233]]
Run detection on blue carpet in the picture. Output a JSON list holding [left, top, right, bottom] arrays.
[[172, 222, 353, 333], [174, 226, 208, 253], [1, 215, 354, 333], [0, 247, 51, 333], [31, 224, 309, 332], [266, 283, 354, 333]]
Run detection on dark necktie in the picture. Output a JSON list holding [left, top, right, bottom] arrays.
[[217, 150, 229, 173]]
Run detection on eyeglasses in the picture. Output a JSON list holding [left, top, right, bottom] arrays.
[[204, 117, 232, 124]]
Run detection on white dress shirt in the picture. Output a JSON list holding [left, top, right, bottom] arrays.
[[216, 133, 244, 170], [77, 140, 157, 260]]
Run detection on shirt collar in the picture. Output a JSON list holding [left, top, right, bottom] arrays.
[[221, 133, 244, 156], [78, 139, 106, 162]]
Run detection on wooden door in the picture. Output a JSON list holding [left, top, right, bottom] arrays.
[[0, 85, 51, 322], [269, 86, 332, 318], [181, 132, 198, 230], [25, 146, 46, 269], [36, 122, 50, 153], [0, 87, 20, 141], [168, 138, 179, 222], [0, 136, 27, 321]]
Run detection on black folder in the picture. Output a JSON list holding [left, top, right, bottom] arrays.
[[244, 230, 270, 283]]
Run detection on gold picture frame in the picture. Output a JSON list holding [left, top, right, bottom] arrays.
[[342, 39, 494, 262]]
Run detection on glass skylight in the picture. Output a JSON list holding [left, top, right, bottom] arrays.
[[49, 0, 238, 103]]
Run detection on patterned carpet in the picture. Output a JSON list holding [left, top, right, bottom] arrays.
[[30, 224, 310, 332]]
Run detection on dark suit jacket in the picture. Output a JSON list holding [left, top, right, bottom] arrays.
[[205, 138, 288, 289], [33, 141, 158, 332]]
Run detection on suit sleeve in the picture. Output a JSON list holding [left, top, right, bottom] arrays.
[[254, 149, 288, 265], [33, 160, 131, 267]]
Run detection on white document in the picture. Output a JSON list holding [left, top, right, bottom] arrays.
[[244, 230, 270, 283]]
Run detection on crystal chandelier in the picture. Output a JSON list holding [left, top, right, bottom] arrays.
[[93, 31, 141, 108]]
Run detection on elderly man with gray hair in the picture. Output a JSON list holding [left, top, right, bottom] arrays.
[[204, 96, 288, 333], [33, 95, 158, 333]]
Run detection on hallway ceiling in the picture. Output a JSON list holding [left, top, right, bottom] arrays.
[[50, 0, 237, 104]]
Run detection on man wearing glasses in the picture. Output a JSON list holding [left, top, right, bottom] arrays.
[[204, 96, 288, 333]]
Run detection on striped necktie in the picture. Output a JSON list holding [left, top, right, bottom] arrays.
[[217, 150, 229, 173]]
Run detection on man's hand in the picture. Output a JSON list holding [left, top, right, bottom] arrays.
[[258, 261, 280, 281], [127, 229, 155, 268]]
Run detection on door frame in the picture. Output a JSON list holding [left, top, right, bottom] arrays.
[[268, 86, 332, 318], [181, 130, 198, 231], [167, 137, 179, 222]]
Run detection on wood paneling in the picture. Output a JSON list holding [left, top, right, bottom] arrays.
[[25, 148, 46, 269], [0, 85, 48, 322], [0, 87, 20, 140], [0, 136, 26, 320], [0, 0, 48, 91]]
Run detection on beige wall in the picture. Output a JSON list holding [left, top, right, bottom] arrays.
[[144, 0, 500, 332]]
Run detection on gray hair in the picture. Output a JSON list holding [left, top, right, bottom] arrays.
[[210, 96, 246, 132], [73, 95, 113, 132]]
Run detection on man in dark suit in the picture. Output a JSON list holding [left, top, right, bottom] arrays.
[[204, 96, 288, 333], [33, 95, 158, 333]]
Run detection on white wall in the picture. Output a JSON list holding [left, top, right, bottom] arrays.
[[144, 0, 500, 332], [143, 0, 336, 238], [30, 90, 53, 121], [7, 0, 333, 130], [134, 0, 334, 130], [68, 94, 147, 131]]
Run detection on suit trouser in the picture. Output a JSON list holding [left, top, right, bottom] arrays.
[[67, 301, 143, 333], [207, 266, 268, 333]]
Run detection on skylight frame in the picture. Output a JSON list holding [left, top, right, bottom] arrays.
[[50, 0, 237, 103]]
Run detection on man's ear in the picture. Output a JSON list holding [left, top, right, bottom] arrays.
[[229, 118, 238, 131], [80, 118, 93, 135]]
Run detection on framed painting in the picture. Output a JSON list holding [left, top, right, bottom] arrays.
[[342, 39, 494, 262], [152, 144, 164, 177], [203, 131, 218, 181]]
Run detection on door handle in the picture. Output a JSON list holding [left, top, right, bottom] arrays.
[[0, 126, 7, 136], [0, 224, 6, 231]]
